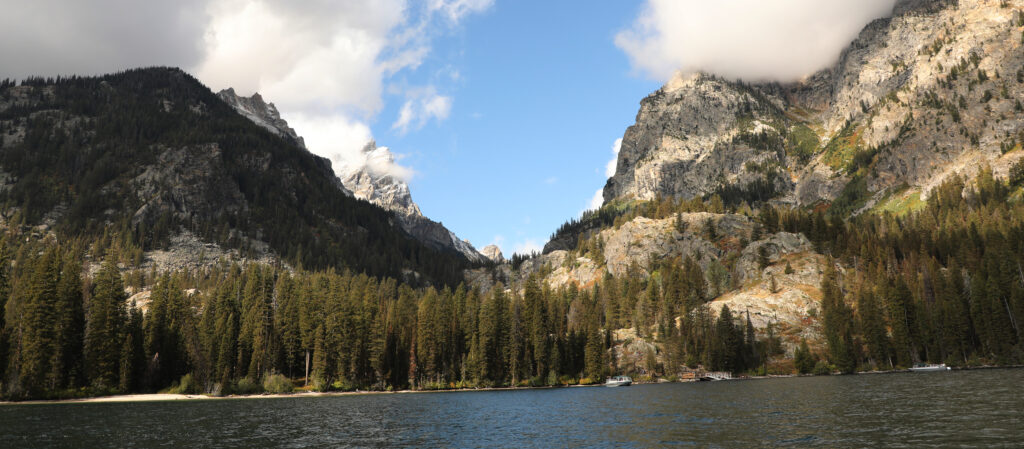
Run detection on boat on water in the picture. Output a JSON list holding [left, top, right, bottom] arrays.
[[909, 363, 951, 372], [699, 372, 733, 381], [604, 376, 632, 387]]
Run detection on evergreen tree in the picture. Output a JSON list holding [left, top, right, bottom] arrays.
[[120, 303, 145, 392], [821, 263, 857, 373], [143, 274, 189, 390], [53, 255, 84, 389], [856, 286, 891, 369], [0, 238, 10, 389], [85, 258, 128, 390], [794, 339, 815, 374], [17, 250, 60, 395]]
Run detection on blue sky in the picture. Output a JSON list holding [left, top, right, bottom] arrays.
[[1, 0, 898, 257], [373, 2, 659, 255]]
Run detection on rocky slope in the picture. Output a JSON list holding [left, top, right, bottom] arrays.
[[0, 67, 470, 285], [338, 142, 486, 263], [465, 211, 829, 352], [216, 92, 487, 264], [217, 88, 308, 151], [480, 244, 505, 263], [604, 0, 1024, 214], [338, 142, 421, 217]]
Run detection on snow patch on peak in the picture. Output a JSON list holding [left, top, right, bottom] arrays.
[[338, 141, 414, 182], [340, 141, 421, 218]]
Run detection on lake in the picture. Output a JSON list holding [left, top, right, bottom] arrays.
[[2, 368, 1022, 448]]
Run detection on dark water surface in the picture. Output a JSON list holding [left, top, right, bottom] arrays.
[[2, 368, 1022, 448]]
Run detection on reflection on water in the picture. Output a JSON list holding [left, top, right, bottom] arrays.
[[2, 368, 1022, 448]]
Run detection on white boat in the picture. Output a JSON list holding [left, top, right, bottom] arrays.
[[908, 363, 951, 372], [605, 376, 632, 387]]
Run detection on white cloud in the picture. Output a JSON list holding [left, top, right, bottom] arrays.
[[0, 0, 491, 180], [360, 143, 416, 181], [616, 0, 897, 82], [544, 176, 558, 185], [584, 137, 623, 214], [428, 0, 495, 23], [196, 0, 406, 116], [392, 87, 453, 134], [511, 238, 543, 256], [488, 235, 506, 253], [0, 0, 209, 79], [286, 112, 374, 173], [605, 138, 622, 178], [587, 189, 604, 213]]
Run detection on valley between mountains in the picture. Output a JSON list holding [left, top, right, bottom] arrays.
[[1, 0, 1023, 399]]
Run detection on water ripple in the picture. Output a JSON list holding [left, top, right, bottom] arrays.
[[1, 369, 1023, 448]]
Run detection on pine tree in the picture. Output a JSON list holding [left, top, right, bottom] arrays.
[[120, 303, 144, 392], [794, 339, 815, 374], [856, 287, 890, 369], [18, 250, 60, 395], [144, 274, 189, 390], [584, 327, 604, 381], [53, 255, 84, 389], [821, 263, 857, 373], [85, 258, 128, 390], [0, 238, 10, 388]]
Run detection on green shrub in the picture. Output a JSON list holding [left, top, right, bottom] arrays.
[[310, 376, 331, 392], [262, 373, 293, 394], [167, 373, 201, 395], [233, 376, 263, 395], [812, 361, 834, 376]]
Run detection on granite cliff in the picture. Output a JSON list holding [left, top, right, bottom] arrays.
[[604, 0, 1024, 215]]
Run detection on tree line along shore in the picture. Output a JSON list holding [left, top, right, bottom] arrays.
[[1, 168, 1024, 401]]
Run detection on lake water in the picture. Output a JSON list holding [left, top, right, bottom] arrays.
[[2, 368, 1022, 448]]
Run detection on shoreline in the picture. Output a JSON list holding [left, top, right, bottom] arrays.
[[0, 383, 594, 406], [4, 365, 1021, 405]]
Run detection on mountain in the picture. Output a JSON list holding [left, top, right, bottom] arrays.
[[216, 88, 309, 152], [339, 142, 419, 216], [337, 142, 487, 263], [469, 0, 1024, 365], [214, 88, 486, 263], [0, 67, 470, 285], [479, 244, 505, 263], [604, 0, 1024, 216]]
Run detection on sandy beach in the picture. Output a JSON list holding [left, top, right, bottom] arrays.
[[0, 384, 590, 405]]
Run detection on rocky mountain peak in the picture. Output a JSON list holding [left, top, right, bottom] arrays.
[[336, 141, 487, 262], [603, 0, 1024, 214], [217, 88, 306, 149], [339, 141, 423, 218], [480, 245, 505, 264], [216, 87, 485, 264]]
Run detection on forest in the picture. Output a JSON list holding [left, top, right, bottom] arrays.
[[2, 163, 1023, 399], [0, 68, 472, 288]]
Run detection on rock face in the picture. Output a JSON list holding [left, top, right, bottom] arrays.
[[603, 73, 792, 203], [0, 68, 470, 285], [467, 212, 758, 296], [338, 142, 486, 263], [604, 0, 1024, 210], [599, 213, 748, 277], [217, 88, 351, 197], [216, 92, 487, 264], [339, 142, 422, 218], [708, 252, 830, 350], [217, 88, 306, 149], [480, 245, 505, 263], [465, 211, 834, 359], [734, 233, 815, 285], [131, 143, 247, 224]]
